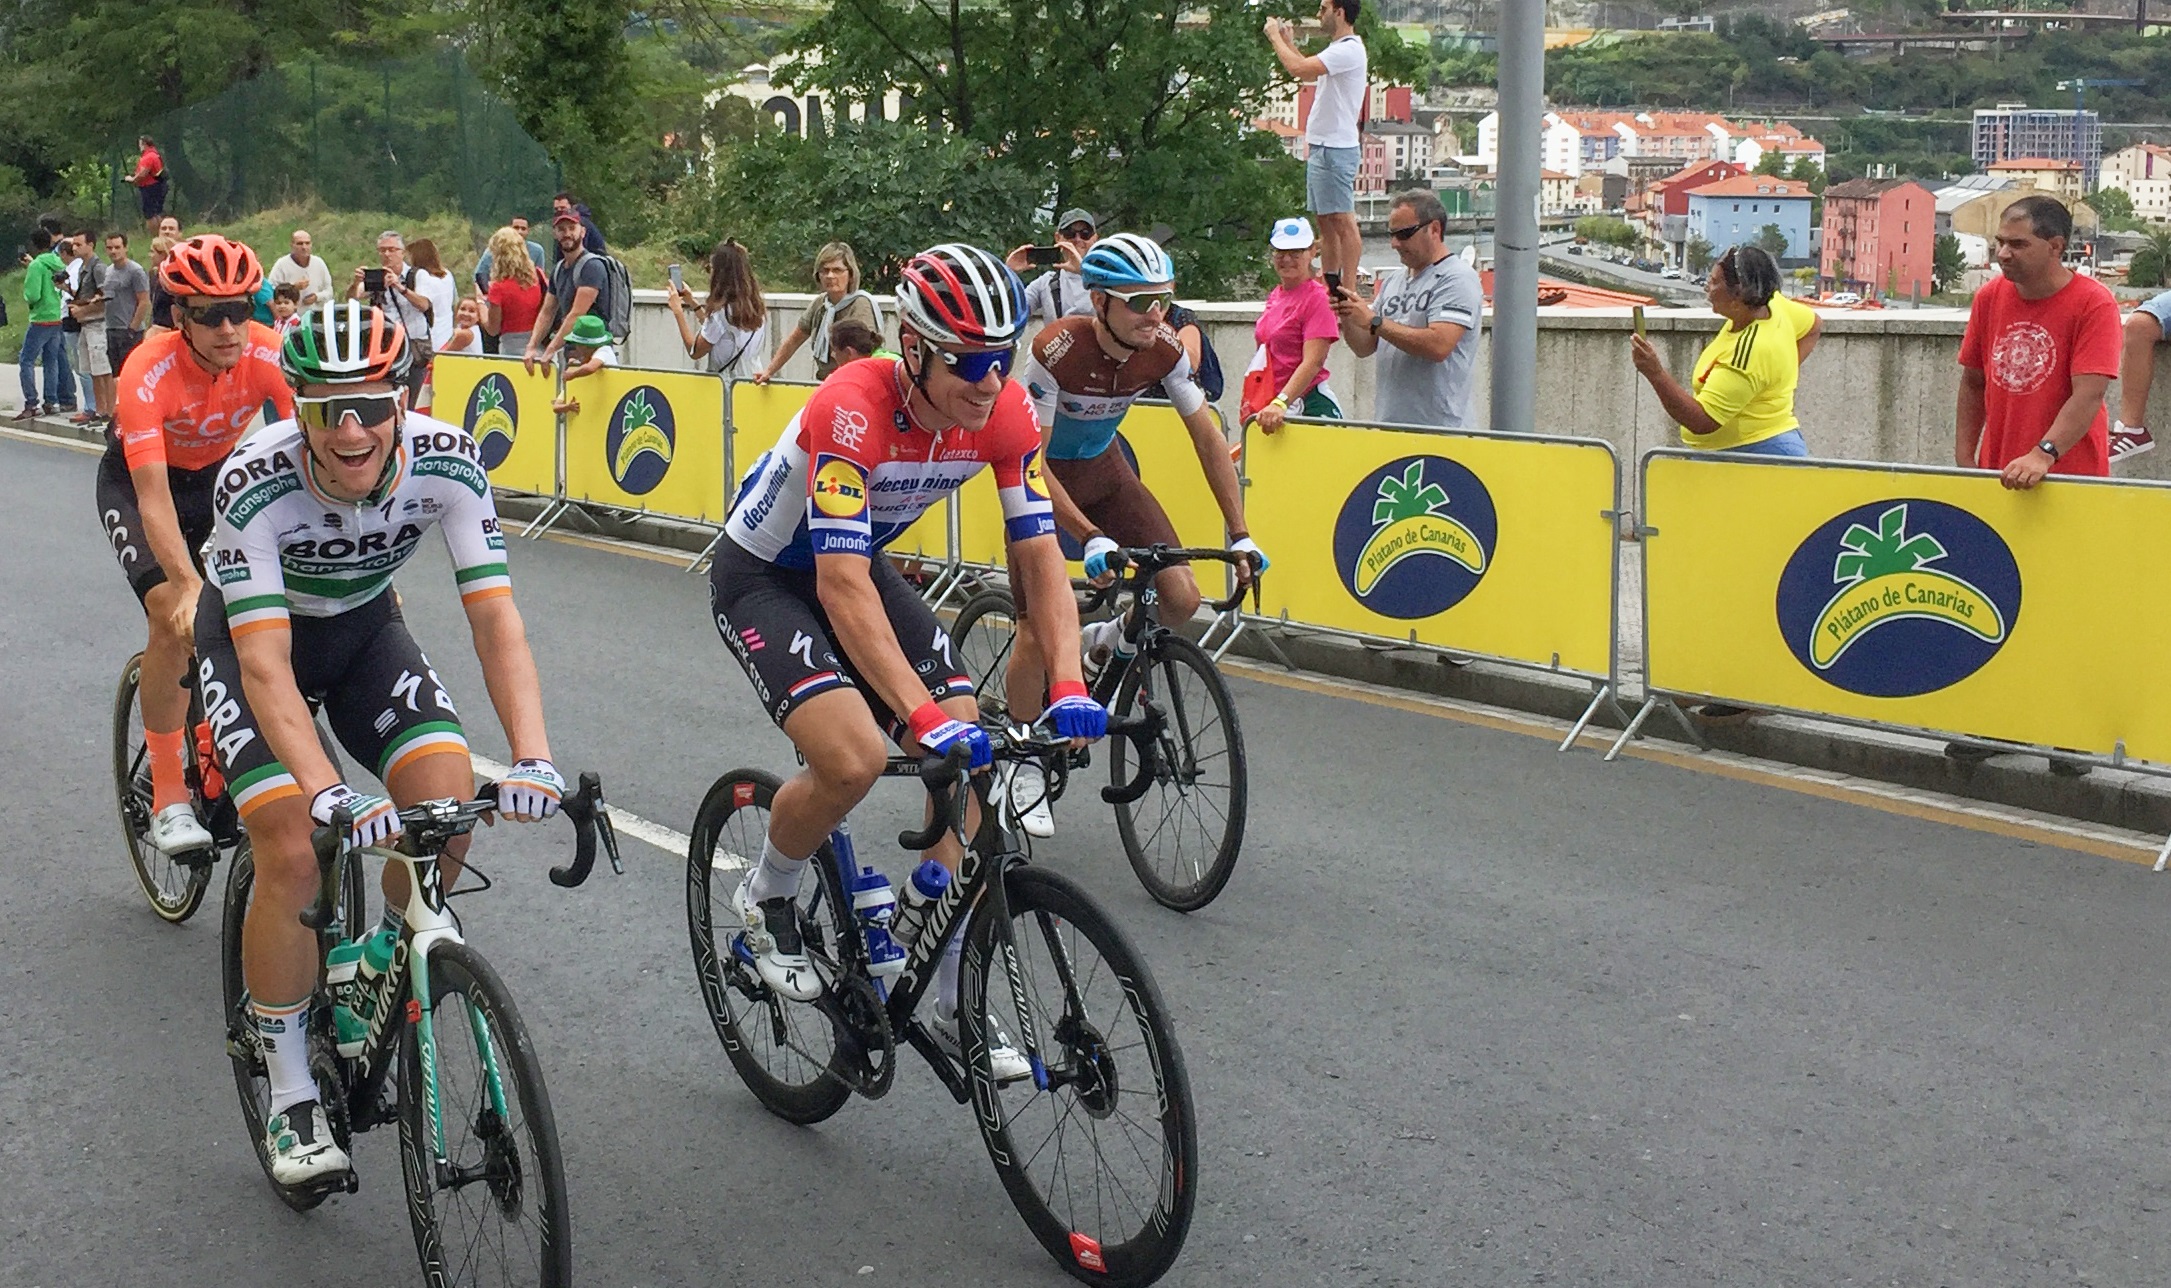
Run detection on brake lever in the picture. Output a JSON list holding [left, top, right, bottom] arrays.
[[550, 772, 613, 887], [1100, 702, 1166, 806], [298, 807, 352, 931]]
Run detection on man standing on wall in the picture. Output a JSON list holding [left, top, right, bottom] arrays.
[[1266, 0, 1367, 290]]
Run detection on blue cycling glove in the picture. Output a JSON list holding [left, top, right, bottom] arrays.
[[1082, 535, 1121, 581], [908, 702, 993, 769], [1043, 681, 1108, 742]]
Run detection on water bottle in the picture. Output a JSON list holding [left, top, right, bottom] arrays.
[[889, 859, 951, 954], [351, 927, 398, 1034], [850, 866, 907, 979], [325, 938, 367, 1057]]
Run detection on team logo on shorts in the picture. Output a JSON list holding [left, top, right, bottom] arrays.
[[1775, 499, 2019, 697], [606, 387, 675, 495], [812, 454, 868, 518], [464, 373, 519, 470], [1332, 456, 1494, 619]]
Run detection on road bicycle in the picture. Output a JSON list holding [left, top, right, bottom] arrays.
[[685, 714, 1198, 1287], [950, 545, 1255, 911], [221, 773, 620, 1287]]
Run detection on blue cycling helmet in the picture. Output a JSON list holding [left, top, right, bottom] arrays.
[[1079, 233, 1174, 291]]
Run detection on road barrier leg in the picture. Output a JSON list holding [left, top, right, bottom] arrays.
[[686, 527, 727, 574], [1605, 692, 1706, 762], [1559, 682, 1614, 753], [2153, 833, 2171, 873], [1200, 610, 1247, 662]]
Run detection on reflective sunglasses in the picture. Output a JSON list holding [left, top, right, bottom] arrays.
[[1062, 225, 1095, 241], [294, 392, 402, 432], [1387, 222, 1426, 242], [935, 345, 1016, 383], [1106, 288, 1175, 315], [185, 300, 254, 328]]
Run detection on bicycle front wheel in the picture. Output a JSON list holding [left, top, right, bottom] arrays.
[[1109, 634, 1248, 912], [400, 939, 570, 1288], [964, 865, 1197, 1287], [113, 651, 213, 923], [686, 769, 851, 1124], [952, 589, 1022, 721]]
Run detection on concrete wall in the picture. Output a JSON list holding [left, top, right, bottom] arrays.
[[622, 290, 2171, 510]]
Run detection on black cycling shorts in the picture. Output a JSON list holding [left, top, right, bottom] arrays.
[[194, 589, 468, 820], [708, 539, 971, 733], [96, 441, 221, 605]]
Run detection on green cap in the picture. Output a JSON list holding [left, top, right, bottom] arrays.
[[567, 314, 612, 347]]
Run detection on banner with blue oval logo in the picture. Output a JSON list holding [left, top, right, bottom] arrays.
[[606, 385, 675, 495], [1775, 498, 2021, 698], [463, 372, 519, 470], [1331, 455, 1496, 619]]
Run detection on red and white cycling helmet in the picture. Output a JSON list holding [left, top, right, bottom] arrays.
[[895, 243, 1027, 348]]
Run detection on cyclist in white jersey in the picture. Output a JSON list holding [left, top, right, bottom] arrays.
[[197, 300, 565, 1190]]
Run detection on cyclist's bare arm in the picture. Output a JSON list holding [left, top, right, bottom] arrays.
[[465, 594, 553, 765], [815, 553, 942, 718], [1010, 533, 1087, 690], [234, 628, 342, 799]]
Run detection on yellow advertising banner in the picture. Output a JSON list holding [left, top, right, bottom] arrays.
[[564, 367, 728, 523], [1641, 451, 2171, 759], [1243, 421, 1618, 678], [434, 354, 558, 496]]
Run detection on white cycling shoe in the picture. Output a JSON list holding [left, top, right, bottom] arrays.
[[1005, 761, 1056, 839], [265, 1100, 352, 1189], [732, 872, 824, 1002], [148, 802, 214, 856], [932, 1011, 1035, 1084]]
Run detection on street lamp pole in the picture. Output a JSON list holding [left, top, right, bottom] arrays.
[[1490, 0, 1543, 435]]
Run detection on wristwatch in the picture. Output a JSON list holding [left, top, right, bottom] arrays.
[[1368, 314, 1384, 337], [2037, 438, 2061, 461]]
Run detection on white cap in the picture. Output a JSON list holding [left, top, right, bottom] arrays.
[[1269, 216, 1316, 250]]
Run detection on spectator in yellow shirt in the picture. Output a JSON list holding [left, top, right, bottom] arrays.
[[1629, 245, 1815, 457]]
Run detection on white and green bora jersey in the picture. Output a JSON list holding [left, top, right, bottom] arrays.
[[209, 414, 514, 637]]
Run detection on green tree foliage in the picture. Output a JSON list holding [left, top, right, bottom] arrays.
[[1686, 234, 1716, 276], [1752, 223, 1790, 259], [1575, 215, 1640, 249], [1754, 150, 1787, 176], [1933, 233, 1967, 293], [492, 0, 639, 228], [2129, 228, 2171, 291]]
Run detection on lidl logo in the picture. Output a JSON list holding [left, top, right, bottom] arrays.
[[1332, 455, 1495, 619], [812, 454, 869, 518], [1022, 447, 1049, 502], [464, 373, 518, 471], [606, 387, 675, 495], [1776, 499, 2020, 697]]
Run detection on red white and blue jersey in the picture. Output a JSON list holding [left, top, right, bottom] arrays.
[[725, 357, 1057, 570]]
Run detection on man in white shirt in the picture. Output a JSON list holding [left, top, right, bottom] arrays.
[[268, 229, 334, 307], [1266, 0, 1367, 288], [1009, 208, 1099, 327]]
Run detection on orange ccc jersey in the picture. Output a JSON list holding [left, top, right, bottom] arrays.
[[114, 323, 294, 473]]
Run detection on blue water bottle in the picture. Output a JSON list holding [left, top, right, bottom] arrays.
[[850, 866, 907, 979], [889, 859, 951, 954]]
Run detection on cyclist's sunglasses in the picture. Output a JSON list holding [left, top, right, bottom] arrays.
[[294, 392, 402, 432], [1106, 288, 1175, 315], [184, 300, 254, 328], [936, 345, 1016, 382]]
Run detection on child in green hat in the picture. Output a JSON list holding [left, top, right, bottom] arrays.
[[551, 313, 617, 415]]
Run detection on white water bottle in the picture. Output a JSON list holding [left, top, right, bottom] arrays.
[[889, 859, 951, 953]]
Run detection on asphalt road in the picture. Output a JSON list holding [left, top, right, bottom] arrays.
[[9, 428, 2171, 1287]]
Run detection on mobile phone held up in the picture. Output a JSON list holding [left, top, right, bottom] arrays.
[[1025, 245, 1065, 267], [1632, 305, 1646, 338], [1323, 270, 1343, 299], [668, 263, 685, 293]]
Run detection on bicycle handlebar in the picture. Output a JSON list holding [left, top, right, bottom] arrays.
[[549, 773, 621, 888], [1084, 544, 1262, 616], [894, 708, 1168, 851]]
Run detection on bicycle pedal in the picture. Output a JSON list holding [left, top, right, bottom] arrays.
[[282, 1170, 359, 1200], [168, 844, 219, 870]]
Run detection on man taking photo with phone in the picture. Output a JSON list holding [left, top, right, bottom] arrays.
[[1007, 209, 1099, 327], [1333, 188, 1483, 429]]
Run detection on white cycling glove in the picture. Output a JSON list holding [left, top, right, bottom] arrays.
[[311, 784, 403, 850], [495, 758, 565, 823]]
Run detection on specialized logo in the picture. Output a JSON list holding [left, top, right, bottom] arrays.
[[1332, 455, 1495, 619], [464, 372, 519, 470], [606, 387, 675, 495], [811, 454, 869, 518], [1775, 499, 2020, 698]]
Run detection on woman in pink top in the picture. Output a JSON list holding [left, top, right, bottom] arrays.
[[1248, 215, 1344, 433]]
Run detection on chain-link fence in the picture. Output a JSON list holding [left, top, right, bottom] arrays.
[[107, 52, 558, 228]]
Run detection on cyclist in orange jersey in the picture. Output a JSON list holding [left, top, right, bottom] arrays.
[[97, 234, 293, 855]]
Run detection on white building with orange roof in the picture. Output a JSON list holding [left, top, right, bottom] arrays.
[[2100, 143, 2171, 219], [1987, 156, 2084, 200]]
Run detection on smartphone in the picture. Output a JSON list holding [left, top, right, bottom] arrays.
[[1323, 270, 1343, 299], [1632, 305, 1646, 337], [1025, 245, 1065, 267], [668, 263, 685, 293], [362, 267, 387, 293]]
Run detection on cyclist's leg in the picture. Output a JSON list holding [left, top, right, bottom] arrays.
[[99, 448, 210, 819], [1072, 450, 1202, 625]]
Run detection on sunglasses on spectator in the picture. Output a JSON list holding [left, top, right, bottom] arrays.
[[184, 300, 254, 328], [1062, 226, 1095, 240], [935, 346, 1016, 382], [1105, 288, 1175, 315], [1387, 222, 1426, 242], [295, 392, 402, 432]]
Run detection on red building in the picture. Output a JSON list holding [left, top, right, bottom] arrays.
[[1640, 159, 1747, 264], [1819, 178, 1936, 298]]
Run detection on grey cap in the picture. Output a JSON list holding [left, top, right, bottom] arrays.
[[1057, 208, 1097, 233]]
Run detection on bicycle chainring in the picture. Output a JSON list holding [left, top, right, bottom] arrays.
[[821, 972, 896, 1100]]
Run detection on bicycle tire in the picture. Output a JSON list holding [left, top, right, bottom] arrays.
[[400, 938, 571, 1288], [1109, 634, 1248, 912], [685, 769, 852, 1125], [952, 589, 1022, 721], [113, 651, 213, 923], [963, 865, 1198, 1287]]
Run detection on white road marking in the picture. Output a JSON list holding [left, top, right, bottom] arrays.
[[468, 754, 713, 863]]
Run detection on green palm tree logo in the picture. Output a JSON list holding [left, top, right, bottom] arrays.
[[1374, 461, 1447, 526], [1833, 504, 1944, 584], [610, 389, 674, 486], [1352, 460, 1486, 596], [1809, 502, 2004, 670]]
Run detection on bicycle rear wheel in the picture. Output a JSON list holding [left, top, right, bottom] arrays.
[[952, 589, 1022, 721], [1109, 634, 1248, 912], [113, 651, 213, 923], [400, 938, 570, 1288], [686, 769, 852, 1124], [964, 865, 1197, 1287]]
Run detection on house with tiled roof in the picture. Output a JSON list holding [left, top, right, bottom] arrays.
[[2100, 143, 2171, 219], [1686, 175, 1815, 262]]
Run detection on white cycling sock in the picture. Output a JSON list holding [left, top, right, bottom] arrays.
[[747, 834, 810, 903], [935, 923, 965, 1021], [253, 996, 317, 1116]]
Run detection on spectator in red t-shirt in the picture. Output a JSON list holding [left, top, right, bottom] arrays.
[[1956, 194, 2120, 491], [132, 136, 168, 236]]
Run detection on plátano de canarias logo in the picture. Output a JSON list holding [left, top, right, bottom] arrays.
[[606, 387, 675, 495], [463, 373, 518, 470], [1332, 455, 1496, 619], [1776, 499, 2020, 698]]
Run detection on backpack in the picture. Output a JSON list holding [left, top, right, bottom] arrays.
[[596, 253, 634, 343], [1165, 304, 1225, 402]]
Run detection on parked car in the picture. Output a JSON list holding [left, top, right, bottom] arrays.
[[1660, 266, 1683, 279], [1566, 244, 1584, 255], [1829, 291, 1862, 306]]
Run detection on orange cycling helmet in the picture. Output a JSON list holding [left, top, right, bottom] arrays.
[[160, 234, 264, 298]]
